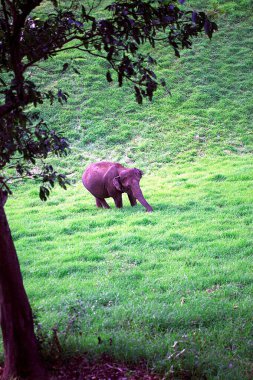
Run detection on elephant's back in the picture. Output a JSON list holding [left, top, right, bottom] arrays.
[[82, 161, 123, 194], [83, 162, 122, 180]]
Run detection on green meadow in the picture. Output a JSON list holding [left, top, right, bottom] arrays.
[[2, 0, 253, 378]]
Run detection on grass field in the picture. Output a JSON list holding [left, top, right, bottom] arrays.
[[1, 0, 253, 378], [5, 156, 253, 379]]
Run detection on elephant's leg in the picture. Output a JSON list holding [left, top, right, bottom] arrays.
[[99, 198, 110, 209], [114, 194, 123, 208], [128, 191, 137, 207], [95, 198, 103, 208]]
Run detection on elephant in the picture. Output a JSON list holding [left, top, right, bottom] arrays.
[[82, 161, 153, 212]]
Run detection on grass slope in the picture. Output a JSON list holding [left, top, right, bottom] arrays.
[[1, 0, 253, 378], [6, 156, 253, 379], [31, 0, 253, 173]]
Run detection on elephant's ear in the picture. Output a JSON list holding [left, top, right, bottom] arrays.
[[112, 176, 123, 191], [135, 168, 143, 178]]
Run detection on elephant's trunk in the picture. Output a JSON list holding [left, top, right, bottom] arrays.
[[132, 186, 153, 212]]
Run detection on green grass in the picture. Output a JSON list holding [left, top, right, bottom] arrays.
[[29, 1, 253, 174], [5, 156, 253, 379], [1, 0, 253, 378]]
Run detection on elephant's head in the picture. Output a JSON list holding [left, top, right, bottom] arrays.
[[112, 168, 153, 212]]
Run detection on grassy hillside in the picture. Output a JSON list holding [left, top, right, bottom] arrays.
[[30, 0, 253, 175], [2, 0, 253, 378], [6, 156, 253, 379]]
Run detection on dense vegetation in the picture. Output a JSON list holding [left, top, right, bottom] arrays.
[[2, 0, 253, 378]]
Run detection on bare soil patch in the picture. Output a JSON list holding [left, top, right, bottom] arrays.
[[49, 355, 163, 380]]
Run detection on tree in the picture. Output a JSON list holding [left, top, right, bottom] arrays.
[[0, 0, 217, 378]]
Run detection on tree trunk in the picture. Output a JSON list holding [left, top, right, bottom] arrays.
[[0, 191, 46, 380]]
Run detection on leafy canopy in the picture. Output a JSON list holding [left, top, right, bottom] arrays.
[[0, 0, 217, 199]]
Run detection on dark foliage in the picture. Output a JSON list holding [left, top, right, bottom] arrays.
[[0, 0, 217, 199]]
